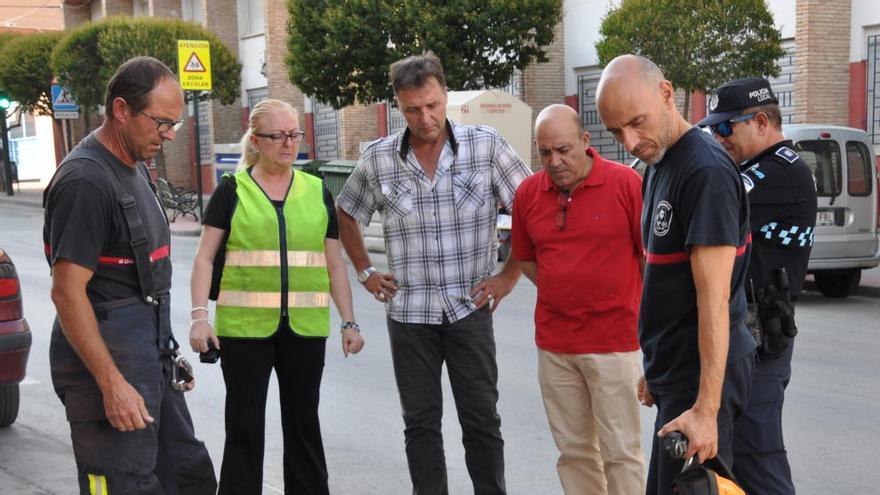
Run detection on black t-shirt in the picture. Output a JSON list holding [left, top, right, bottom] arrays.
[[202, 170, 339, 239], [740, 140, 818, 296], [43, 133, 172, 304], [640, 128, 755, 394]]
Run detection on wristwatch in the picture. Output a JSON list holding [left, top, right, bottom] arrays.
[[357, 266, 377, 284]]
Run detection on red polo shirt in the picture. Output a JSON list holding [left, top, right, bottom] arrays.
[[511, 147, 643, 354]]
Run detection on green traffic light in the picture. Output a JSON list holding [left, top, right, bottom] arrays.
[[0, 91, 9, 110]]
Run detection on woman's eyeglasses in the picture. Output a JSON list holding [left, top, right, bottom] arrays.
[[254, 130, 306, 144]]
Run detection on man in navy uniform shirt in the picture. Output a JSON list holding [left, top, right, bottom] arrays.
[[698, 77, 817, 495], [597, 55, 755, 495]]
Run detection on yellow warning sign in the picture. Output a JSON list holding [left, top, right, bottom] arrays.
[[177, 40, 212, 91]]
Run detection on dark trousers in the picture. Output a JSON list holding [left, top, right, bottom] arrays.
[[218, 322, 328, 495], [646, 353, 754, 495], [387, 307, 506, 495], [733, 342, 795, 495], [50, 299, 216, 495], [69, 363, 217, 495]]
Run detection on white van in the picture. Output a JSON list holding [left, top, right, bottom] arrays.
[[786, 124, 880, 297]]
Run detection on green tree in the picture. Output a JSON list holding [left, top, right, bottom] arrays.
[[596, 0, 784, 118], [0, 32, 64, 115], [287, 0, 563, 108], [50, 16, 242, 111], [0, 32, 16, 52]]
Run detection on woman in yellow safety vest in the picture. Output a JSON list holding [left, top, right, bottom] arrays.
[[189, 98, 364, 494]]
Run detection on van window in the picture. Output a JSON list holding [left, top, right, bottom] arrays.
[[793, 140, 841, 197], [845, 141, 873, 196]]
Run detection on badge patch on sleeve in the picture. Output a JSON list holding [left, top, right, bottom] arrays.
[[775, 146, 799, 164]]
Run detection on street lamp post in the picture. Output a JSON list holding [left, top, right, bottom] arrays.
[[0, 91, 12, 196]]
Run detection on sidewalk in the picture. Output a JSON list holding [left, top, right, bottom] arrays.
[[1, 183, 387, 249], [0, 183, 204, 236]]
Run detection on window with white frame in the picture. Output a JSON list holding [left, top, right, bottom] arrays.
[[8, 111, 35, 140]]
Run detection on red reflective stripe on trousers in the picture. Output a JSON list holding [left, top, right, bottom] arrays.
[[645, 234, 752, 265]]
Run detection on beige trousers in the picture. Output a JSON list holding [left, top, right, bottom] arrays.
[[538, 349, 645, 495]]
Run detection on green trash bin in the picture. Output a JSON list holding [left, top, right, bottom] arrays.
[[293, 159, 327, 179], [318, 160, 357, 197]]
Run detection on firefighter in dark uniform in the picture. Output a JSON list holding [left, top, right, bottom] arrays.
[[699, 77, 818, 495], [43, 57, 216, 494]]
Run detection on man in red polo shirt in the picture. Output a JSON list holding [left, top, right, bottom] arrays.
[[511, 104, 645, 494]]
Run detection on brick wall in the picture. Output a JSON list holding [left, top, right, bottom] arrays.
[[62, 2, 90, 26], [521, 20, 565, 167], [338, 104, 380, 160], [159, 0, 198, 189], [149, 0, 180, 17], [794, 0, 851, 125], [61, 5, 91, 145], [203, 0, 243, 144], [106, 0, 133, 16], [163, 120, 193, 187], [265, 0, 305, 125]]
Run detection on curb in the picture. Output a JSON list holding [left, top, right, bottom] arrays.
[[1, 196, 202, 237]]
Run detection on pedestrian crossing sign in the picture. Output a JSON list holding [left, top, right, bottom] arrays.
[[177, 40, 212, 91], [51, 84, 79, 119]]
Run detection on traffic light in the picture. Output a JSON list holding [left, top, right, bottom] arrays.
[[0, 91, 9, 110]]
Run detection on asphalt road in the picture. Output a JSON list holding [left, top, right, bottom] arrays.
[[1, 201, 878, 494]]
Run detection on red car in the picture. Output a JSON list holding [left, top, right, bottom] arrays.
[[0, 248, 30, 427]]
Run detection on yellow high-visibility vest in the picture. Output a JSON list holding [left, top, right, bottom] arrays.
[[216, 168, 330, 338]]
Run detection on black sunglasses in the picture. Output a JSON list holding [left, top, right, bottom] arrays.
[[555, 191, 570, 230], [709, 113, 756, 138]]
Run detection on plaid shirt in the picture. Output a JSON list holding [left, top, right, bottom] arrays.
[[338, 120, 531, 324]]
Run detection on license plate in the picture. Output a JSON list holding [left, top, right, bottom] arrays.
[[816, 211, 835, 226]]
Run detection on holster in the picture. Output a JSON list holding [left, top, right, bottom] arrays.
[[753, 268, 798, 359]]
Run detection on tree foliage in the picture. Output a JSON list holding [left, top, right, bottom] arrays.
[[0, 32, 64, 115], [0, 32, 17, 52], [596, 0, 784, 114], [287, 0, 563, 108], [50, 16, 242, 111]]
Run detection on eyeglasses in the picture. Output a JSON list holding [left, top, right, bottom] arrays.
[[133, 107, 185, 133], [709, 113, 756, 138], [556, 191, 570, 230], [254, 130, 306, 144]]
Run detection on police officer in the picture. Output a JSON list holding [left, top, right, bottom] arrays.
[[44, 57, 217, 494], [698, 77, 818, 494]]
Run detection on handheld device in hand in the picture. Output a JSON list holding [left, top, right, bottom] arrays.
[[663, 431, 689, 460], [200, 341, 220, 364]]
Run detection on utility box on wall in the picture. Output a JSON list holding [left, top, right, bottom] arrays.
[[446, 90, 532, 164]]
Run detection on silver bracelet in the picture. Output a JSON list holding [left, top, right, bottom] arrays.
[[191, 306, 209, 314], [191, 318, 211, 326]]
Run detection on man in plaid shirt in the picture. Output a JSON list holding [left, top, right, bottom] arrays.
[[337, 52, 531, 495]]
